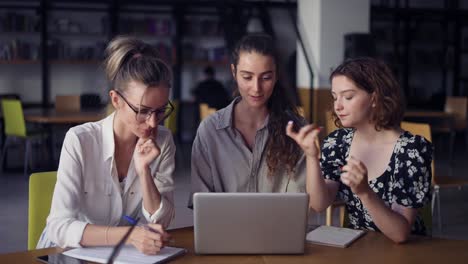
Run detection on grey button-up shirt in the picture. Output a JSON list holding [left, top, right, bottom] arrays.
[[189, 98, 306, 207]]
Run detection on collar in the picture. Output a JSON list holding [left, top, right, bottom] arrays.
[[102, 112, 116, 161], [215, 97, 269, 131]]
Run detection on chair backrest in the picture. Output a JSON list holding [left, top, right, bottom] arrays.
[[400, 121, 434, 236], [55, 95, 81, 112], [444, 96, 468, 130], [28, 171, 57, 250], [1, 99, 27, 137], [164, 100, 179, 135], [325, 111, 338, 135], [199, 103, 216, 121]]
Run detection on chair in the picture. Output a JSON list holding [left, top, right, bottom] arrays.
[[0, 99, 47, 178], [401, 121, 468, 232], [324, 111, 338, 136], [164, 100, 183, 163], [55, 95, 81, 112], [432, 96, 468, 163], [28, 171, 57, 250], [199, 103, 216, 121]]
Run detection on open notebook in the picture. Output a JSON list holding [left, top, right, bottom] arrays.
[[62, 245, 186, 264], [306, 225, 366, 248]]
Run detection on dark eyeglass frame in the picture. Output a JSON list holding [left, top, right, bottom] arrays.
[[114, 90, 174, 123]]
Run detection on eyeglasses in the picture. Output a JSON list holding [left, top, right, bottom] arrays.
[[115, 90, 174, 123]]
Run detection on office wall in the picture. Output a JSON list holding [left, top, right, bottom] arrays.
[[297, 0, 370, 88]]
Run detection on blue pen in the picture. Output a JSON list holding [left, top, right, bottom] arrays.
[[123, 215, 158, 233], [123, 215, 175, 244]]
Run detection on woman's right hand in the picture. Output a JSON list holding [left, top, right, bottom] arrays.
[[286, 121, 322, 159], [128, 224, 171, 255]]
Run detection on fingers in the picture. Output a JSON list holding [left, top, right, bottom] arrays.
[[340, 156, 368, 192], [136, 137, 159, 154], [285, 121, 297, 139], [131, 227, 164, 255], [286, 121, 321, 142], [147, 224, 171, 241]]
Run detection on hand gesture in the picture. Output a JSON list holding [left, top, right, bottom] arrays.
[[134, 129, 160, 176], [340, 156, 372, 196], [286, 121, 322, 159], [129, 224, 171, 255]]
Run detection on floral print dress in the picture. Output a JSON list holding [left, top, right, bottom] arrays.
[[320, 128, 433, 235]]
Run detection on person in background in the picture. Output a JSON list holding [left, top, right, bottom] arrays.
[[287, 57, 433, 243], [189, 33, 306, 207], [191, 66, 230, 110], [37, 36, 176, 255]]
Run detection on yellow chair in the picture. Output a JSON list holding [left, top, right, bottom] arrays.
[[164, 100, 183, 163], [199, 103, 216, 121], [164, 100, 179, 135], [401, 121, 468, 233], [28, 171, 57, 250], [0, 99, 46, 177]]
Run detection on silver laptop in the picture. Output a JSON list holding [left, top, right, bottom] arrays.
[[193, 192, 308, 254]]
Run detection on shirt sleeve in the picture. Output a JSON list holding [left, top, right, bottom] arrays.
[[188, 122, 214, 208], [46, 130, 88, 248], [320, 129, 346, 182], [392, 135, 433, 208], [141, 130, 176, 229]]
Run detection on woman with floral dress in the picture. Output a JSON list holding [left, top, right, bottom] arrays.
[[286, 57, 432, 243]]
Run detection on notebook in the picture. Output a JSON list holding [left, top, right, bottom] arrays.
[[306, 225, 365, 248], [193, 192, 309, 254], [62, 245, 186, 264]]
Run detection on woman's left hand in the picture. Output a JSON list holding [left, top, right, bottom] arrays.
[[340, 156, 372, 196], [134, 129, 161, 176]]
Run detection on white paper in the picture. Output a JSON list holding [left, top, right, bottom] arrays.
[[306, 225, 365, 248], [62, 245, 185, 264]]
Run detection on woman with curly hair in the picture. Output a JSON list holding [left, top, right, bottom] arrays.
[[287, 57, 433, 243], [189, 33, 306, 206]]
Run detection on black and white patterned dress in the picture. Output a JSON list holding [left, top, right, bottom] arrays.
[[320, 128, 433, 235]]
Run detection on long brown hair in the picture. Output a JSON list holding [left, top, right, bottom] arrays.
[[231, 34, 302, 177], [330, 57, 404, 130]]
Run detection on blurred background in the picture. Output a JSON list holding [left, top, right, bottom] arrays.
[[1, 0, 468, 254]]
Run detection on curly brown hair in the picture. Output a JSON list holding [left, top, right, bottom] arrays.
[[329, 57, 405, 131], [231, 34, 302, 177]]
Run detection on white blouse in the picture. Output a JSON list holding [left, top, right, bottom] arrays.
[[37, 113, 175, 248]]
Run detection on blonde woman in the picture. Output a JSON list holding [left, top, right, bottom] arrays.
[[37, 36, 175, 255]]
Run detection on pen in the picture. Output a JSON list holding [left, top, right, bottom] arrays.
[[123, 215, 159, 233], [123, 215, 175, 244]]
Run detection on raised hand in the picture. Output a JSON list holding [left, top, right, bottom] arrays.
[[134, 129, 160, 177], [286, 121, 322, 159], [340, 156, 372, 196], [128, 224, 171, 255]]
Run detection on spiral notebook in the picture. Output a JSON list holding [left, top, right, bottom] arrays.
[[306, 225, 366, 248], [62, 245, 186, 264]]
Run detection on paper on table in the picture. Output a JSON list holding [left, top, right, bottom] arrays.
[[62, 245, 186, 264], [306, 225, 365, 248]]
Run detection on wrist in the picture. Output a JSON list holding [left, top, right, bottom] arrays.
[[137, 166, 151, 178], [306, 155, 320, 164], [356, 186, 373, 201]]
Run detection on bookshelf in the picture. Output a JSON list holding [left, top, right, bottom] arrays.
[[371, 0, 468, 108], [0, 1, 279, 107]]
